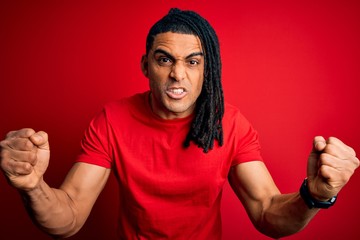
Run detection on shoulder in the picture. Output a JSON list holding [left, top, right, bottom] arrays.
[[97, 91, 151, 127], [224, 102, 240, 115], [223, 102, 263, 164], [104, 91, 149, 111], [100, 91, 150, 118], [223, 102, 249, 125], [222, 102, 258, 141]]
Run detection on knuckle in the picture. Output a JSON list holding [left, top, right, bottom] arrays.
[[0, 140, 7, 149], [22, 162, 32, 174], [27, 152, 37, 165], [1, 159, 14, 174], [323, 144, 337, 156], [352, 156, 360, 168], [24, 139, 34, 150], [319, 153, 330, 164], [339, 171, 351, 184], [6, 129, 35, 139], [327, 136, 339, 143], [6, 130, 16, 138], [318, 156, 326, 165], [12, 162, 32, 175], [0, 149, 11, 164], [1, 147, 8, 158], [0, 155, 8, 170], [348, 146, 356, 156], [22, 128, 35, 136], [318, 165, 328, 177]]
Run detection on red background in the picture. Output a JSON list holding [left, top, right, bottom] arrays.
[[1, 0, 360, 239]]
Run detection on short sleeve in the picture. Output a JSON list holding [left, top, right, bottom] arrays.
[[231, 111, 263, 166], [76, 109, 113, 168]]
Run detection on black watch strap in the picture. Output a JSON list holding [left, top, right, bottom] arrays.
[[299, 178, 337, 209]]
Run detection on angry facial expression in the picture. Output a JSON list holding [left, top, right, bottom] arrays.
[[141, 32, 204, 120]]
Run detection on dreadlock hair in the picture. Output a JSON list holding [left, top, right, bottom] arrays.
[[146, 8, 224, 153]]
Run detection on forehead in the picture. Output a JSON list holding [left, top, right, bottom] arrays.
[[151, 32, 203, 55]]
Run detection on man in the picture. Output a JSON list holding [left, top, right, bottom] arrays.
[[0, 8, 358, 239]]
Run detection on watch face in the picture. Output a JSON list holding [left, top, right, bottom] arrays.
[[329, 196, 337, 204]]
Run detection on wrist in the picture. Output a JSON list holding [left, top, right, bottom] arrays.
[[18, 177, 46, 195], [299, 178, 337, 209]]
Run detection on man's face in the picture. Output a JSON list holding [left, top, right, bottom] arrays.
[[141, 32, 204, 120]]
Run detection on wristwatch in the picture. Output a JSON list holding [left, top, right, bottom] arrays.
[[299, 178, 337, 209]]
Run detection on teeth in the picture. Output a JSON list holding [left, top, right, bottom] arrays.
[[170, 88, 184, 94]]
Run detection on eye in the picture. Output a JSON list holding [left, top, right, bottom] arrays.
[[157, 57, 172, 66], [188, 59, 200, 66]]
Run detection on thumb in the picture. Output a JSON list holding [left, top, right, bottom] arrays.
[[30, 131, 50, 150], [313, 136, 326, 152], [307, 136, 326, 178]]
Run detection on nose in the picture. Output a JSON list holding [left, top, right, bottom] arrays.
[[170, 62, 186, 81]]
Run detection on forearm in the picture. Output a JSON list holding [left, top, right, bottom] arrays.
[[20, 179, 80, 238], [256, 192, 319, 239]]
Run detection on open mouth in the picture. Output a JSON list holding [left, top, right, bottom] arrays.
[[166, 87, 187, 99]]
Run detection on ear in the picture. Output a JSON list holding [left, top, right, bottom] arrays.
[[141, 55, 149, 78]]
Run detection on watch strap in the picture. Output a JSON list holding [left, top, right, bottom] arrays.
[[299, 178, 337, 209]]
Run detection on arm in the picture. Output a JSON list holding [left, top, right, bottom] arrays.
[[229, 161, 318, 238], [0, 129, 111, 238], [23, 162, 110, 238], [228, 136, 359, 239]]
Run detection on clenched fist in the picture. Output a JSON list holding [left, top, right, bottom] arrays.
[[0, 128, 50, 192], [307, 136, 359, 201]]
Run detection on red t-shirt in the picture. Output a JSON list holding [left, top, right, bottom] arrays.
[[77, 91, 262, 239]]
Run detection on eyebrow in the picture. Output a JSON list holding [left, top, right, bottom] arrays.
[[153, 49, 204, 61]]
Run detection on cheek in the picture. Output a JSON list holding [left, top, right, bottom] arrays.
[[148, 67, 161, 87], [149, 66, 169, 83], [148, 76, 166, 96], [193, 67, 204, 88], [149, 78, 160, 93], [194, 74, 204, 95]]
